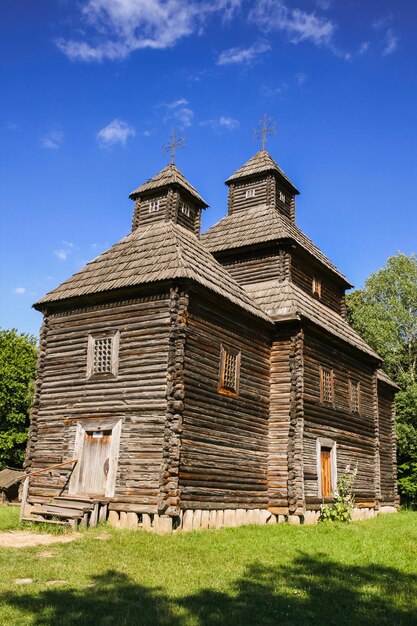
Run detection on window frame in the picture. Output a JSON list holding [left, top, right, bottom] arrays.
[[320, 365, 334, 406], [87, 331, 120, 379], [316, 438, 337, 498], [279, 190, 286, 203], [245, 188, 256, 199], [148, 199, 160, 213], [218, 344, 241, 397], [179, 201, 191, 217], [349, 378, 361, 414]]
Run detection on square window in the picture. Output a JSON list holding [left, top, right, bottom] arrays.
[[149, 199, 160, 213], [320, 366, 334, 405], [180, 202, 190, 217], [349, 379, 360, 413], [245, 188, 256, 199], [218, 345, 241, 396], [87, 332, 120, 379], [279, 190, 286, 203]]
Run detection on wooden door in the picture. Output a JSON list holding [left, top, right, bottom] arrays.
[[321, 449, 332, 497], [77, 429, 112, 495]]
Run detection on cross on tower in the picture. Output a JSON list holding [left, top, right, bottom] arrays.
[[253, 114, 276, 150], [163, 130, 186, 164]]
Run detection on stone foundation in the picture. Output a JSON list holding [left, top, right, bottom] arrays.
[[106, 505, 397, 534]]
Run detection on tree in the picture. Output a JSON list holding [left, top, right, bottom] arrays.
[[347, 253, 417, 506], [0, 329, 37, 469]]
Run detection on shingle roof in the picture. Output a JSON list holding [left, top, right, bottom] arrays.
[[243, 279, 380, 360], [129, 163, 208, 207], [0, 467, 21, 490], [201, 204, 351, 286], [34, 221, 270, 322], [377, 369, 400, 390], [225, 149, 299, 193]]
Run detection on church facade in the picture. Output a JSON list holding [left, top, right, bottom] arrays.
[[24, 148, 398, 531]]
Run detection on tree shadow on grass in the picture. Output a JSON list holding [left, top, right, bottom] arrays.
[[3, 554, 417, 625]]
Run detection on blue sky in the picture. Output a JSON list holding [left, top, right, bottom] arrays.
[[1, 0, 416, 337]]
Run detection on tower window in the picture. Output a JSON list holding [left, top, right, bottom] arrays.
[[180, 202, 190, 217], [312, 277, 322, 298], [149, 199, 160, 213], [349, 379, 361, 414], [218, 345, 241, 396], [279, 190, 286, 203], [320, 366, 334, 405], [245, 188, 256, 199], [87, 331, 120, 379]]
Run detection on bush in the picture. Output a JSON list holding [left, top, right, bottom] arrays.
[[319, 465, 357, 523]]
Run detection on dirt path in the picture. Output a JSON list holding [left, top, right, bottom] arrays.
[[0, 531, 80, 548]]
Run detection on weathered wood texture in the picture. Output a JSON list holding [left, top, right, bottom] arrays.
[[221, 247, 291, 286], [268, 326, 295, 509], [287, 329, 305, 513], [377, 381, 397, 505], [132, 189, 201, 236], [26, 295, 171, 507], [291, 252, 344, 315], [179, 294, 271, 509], [302, 327, 378, 505]]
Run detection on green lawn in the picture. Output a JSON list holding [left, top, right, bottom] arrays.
[[0, 508, 416, 625]]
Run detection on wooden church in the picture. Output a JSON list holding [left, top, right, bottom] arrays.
[[22, 134, 399, 531]]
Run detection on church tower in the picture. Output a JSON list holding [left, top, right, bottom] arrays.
[[225, 149, 299, 222]]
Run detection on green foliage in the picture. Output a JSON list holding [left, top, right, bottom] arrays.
[[346, 253, 417, 506], [319, 465, 357, 523], [0, 328, 37, 469]]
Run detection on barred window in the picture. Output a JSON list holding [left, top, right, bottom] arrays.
[[87, 332, 120, 379], [279, 190, 286, 203], [312, 277, 322, 298], [180, 202, 190, 217], [320, 366, 334, 405], [245, 188, 256, 199], [149, 199, 160, 213], [219, 345, 241, 396], [349, 379, 360, 413], [93, 337, 113, 374]]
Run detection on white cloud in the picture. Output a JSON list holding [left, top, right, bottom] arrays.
[[56, 0, 241, 62], [217, 41, 270, 65], [42, 130, 64, 150], [13, 287, 26, 295], [97, 119, 136, 147], [163, 99, 194, 128], [200, 116, 240, 130], [54, 249, 69, 261], [295, 72, 306, 85], [372, 16, 393, 31], [249, 0, 335, 47], [260, 82, 288, 98], [358, 41, 370, 55], [382, 29, 398, 56]]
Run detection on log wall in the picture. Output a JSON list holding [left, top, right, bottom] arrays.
[[179, 294, 271, 509], [302, 327, 378, 507], [291, 253, 344, 314], [26, 295, 171, 508], [378, 381, 397, 506]]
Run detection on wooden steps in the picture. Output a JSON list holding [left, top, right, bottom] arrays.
[[24, 495, 99, 529]]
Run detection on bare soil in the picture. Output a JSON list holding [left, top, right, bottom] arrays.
[[0, 531, 79, 548]]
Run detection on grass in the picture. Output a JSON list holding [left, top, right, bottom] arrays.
[[0, 507, 416, 625]]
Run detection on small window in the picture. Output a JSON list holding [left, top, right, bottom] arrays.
[[87, 332, 120, 379], [320, 366, 334, 405], [218, 345, 241, 396], [312, 277, 322, 298], [279, 190, 286, 203], [245, 188, 256, 199], [349, 379, 360, 414], [180, 202, 190, 217], [149, 199, 160, 213]]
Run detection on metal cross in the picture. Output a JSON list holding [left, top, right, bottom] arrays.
[[163, 130, 186, 164], [253, 114, 276, 150]]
